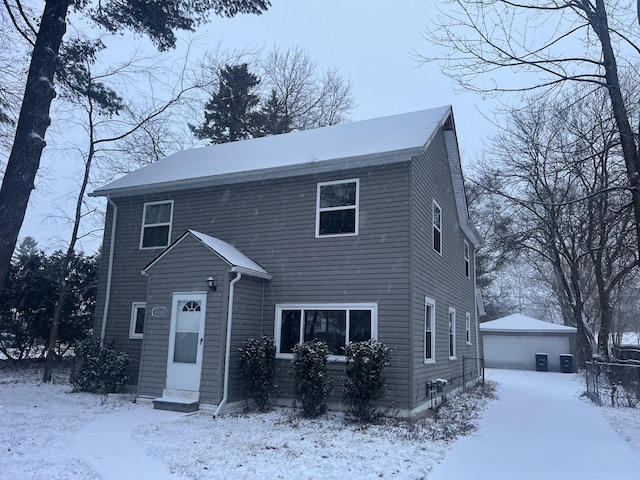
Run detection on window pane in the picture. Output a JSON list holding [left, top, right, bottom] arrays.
[[319, 209, 356, 235], [433, 228, 441, 253], [433, 205, 441, 229], [425, 305, 433, 331], [134, 307, 145, 335], [280, 310, 301, 354], [174, 332, 198, 363], [425, 331, 432, 360], [145, 203, 172, 224], [142, 225, 170, 248], [320, 182, 356, 208], [304, 310, 346, 355], [349, 310, 372, 343]]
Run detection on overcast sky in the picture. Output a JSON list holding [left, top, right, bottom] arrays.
[[19, 0, 499, 254]]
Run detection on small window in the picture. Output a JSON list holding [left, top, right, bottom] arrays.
[[464, 240, 470, 278], [130, 302, 146, 339], [316, 179, 359, 237], [449, 307, 456, 359], [275, 304, 377, 358], [433, 201, 442, 254], [466, 312, 472, 345], [425, 297, 436, 363], [140, 200, 173, 249]]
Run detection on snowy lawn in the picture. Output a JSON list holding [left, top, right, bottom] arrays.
[[2, 363, 640, 479], [0, 362, 492, 479]]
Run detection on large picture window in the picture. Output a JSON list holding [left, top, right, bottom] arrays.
[[425, 297, 436, 363], [129, 302, 146, 339], [316, 179, 359, 237], [275, 304, 377, 358], [140, 200, 173, 249], [433, 201, 442, 254]]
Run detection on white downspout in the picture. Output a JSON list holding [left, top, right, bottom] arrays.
[[214, 272, 242, 417], [100, 196, 118, 346]]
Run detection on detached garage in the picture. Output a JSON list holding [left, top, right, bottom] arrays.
[[480, 314, 577, 372]]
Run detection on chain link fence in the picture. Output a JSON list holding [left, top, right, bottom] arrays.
[[585, 361, 640, 408]]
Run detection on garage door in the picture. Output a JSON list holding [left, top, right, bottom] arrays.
[[483, 335, 570, 371]]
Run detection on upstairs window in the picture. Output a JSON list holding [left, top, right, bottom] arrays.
[[275, 304, 377, 358], [425, 298, 436, 363], [464, 240, 471, 278], [129, 302, 146, 339], [140, 200, 173, 249], [316, 179, 359, 237], [433, 201, 442, 254]]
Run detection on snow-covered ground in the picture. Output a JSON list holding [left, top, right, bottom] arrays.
[[1, 365, 639, 479]]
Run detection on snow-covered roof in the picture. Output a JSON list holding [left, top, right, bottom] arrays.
[[480, 313, 576, 333], [143, 230, 272, 280], [91, 106, 452, 197]]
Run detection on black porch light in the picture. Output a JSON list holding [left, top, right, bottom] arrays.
[[207, 276, 216, 292]]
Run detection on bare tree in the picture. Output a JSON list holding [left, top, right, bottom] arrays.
[[427, 0, 640, 261], [478, 88, 638, 362]]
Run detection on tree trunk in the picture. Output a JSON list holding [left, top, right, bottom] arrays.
[[589, 0, 640, 260], [0, 0, 71, 287]]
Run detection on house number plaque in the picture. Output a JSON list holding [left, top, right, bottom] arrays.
[[151, 307, 168, 317]]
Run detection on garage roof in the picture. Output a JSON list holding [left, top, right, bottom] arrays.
[[480, 313, 576, 333]]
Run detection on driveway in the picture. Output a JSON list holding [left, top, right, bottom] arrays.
[[429, 369, 640, 480]]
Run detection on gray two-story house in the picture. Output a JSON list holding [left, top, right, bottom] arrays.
[[90, 105, 482, 417]]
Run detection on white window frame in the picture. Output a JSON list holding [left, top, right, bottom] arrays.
[[449, 307, 457, 360], [274, 303, 378, 361], [424, 297, 436, 364], [433, 200, 442, 255], [129, 302, 146, 339], [139, 200, 174, 250], [464, 240, 470, 278], [315, 178, 360, 238], [466, 312, 472, 345]]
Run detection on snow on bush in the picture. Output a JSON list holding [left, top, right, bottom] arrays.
[[70, 339, 129, 393], [342, 339, 392, 422], [239, 336, 276, 411], [292, 339, 333, 417]]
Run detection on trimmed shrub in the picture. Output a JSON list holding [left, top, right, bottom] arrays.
[[239, 336, 276, 411], [70, 338, 129, 393], [293, 339, 333, 417], [343, 339, 392, 422]]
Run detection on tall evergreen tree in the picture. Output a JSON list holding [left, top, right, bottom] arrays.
[[191, 63, 263, 143], [0, 0, 271, 290]]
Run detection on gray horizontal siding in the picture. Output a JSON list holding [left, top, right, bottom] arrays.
[[409, 130, 479, 409]]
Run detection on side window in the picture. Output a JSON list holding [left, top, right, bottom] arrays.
[[425, 297, 436, 363], [449, 307, 456, 359], [140, 200, 173, 249], [464, 240, 470, 278], [316, 179, 359, 237], [130, 302, 146, 339], [466, 312, 472, 344], [433, 201, 442, 254]]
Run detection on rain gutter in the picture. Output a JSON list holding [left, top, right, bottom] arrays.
[[214, 271, 242, 416], [100, 196, 117, 345]]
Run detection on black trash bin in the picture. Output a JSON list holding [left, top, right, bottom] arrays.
[[535, 353, 548, 372], [560, 354, 574, 373]]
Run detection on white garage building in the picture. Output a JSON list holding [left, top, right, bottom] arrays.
[[480, 313, 577, 371]]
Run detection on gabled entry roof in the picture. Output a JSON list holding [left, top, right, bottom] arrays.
[[142, 230, 272, 280]]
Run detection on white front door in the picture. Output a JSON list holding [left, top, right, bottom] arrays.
[[166, 293, 207, 392]]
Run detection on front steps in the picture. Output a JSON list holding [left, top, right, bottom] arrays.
[[153, 389, 200, 413]]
